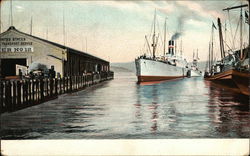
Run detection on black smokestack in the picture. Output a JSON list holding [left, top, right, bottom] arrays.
[[168, 40, 174, 55]]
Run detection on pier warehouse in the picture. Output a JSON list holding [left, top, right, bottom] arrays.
[[0, 26, 110, 78]]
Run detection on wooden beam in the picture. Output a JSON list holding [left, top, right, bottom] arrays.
[[223, 4, 248, 11]]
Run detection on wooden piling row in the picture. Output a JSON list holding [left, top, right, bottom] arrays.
[[0, 72, 114, 113]]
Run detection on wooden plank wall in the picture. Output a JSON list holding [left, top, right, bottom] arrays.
[[0, 72, 114, 114], [64, 52, 110, 77]]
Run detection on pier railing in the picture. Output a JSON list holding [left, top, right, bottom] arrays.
[[0, 71, 114, 114]]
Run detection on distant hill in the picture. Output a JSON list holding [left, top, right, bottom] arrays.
[[111, 62, 135, 72], [111, 61, 207, 72], [110, 66, 133, 72]]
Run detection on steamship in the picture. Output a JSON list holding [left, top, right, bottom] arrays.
[[189, 50, 202, 77], [135, 12, 188, 82]]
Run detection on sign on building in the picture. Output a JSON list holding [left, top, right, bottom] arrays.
[[0, 37, 34, 52]]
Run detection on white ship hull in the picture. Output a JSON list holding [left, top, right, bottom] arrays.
[[190, 70, 202, 77], [135, 58, 187, 82]]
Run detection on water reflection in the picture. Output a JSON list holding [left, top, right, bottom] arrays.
[[1, 71, 249, 139], [205, 80, 250, 137]]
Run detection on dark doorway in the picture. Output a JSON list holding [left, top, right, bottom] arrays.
[[1, 59, 26, 77], [97, 64, 102, 72]]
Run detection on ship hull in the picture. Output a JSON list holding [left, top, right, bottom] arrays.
[[135, 58, 187, 82], [204, 69, 233, 81], [232, 70, 250, 96], [204, 69, 250, 96]]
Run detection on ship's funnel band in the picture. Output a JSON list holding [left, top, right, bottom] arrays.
[[168, 40, 175, 55]]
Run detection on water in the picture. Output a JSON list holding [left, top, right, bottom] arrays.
[[1, 71, 249, 139]]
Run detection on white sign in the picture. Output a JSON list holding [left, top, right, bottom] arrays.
[[0, 37, 34, 52], [0, 46, 33, 52]]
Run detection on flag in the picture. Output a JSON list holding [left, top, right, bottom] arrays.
[[245, 11, 249, 24], [212, 22, 217, 29]]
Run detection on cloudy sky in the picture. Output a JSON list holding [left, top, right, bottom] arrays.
[[0, 0, 249, 62]]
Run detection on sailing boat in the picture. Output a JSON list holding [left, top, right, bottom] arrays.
[[189, 50, 202, 77], [230, 3, 250, 96], [204, 3, 249, 96], [135, 11, 188, 82]]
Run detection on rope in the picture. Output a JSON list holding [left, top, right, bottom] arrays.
[[233, 17, 240, 49], [227, 10, 235, 49], [156, 17, 164, 55]]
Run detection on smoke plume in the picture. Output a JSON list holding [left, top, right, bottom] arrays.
[[171, 32, 182, 40], [29, 62, 48, 71], [171, 15, 185, 40]]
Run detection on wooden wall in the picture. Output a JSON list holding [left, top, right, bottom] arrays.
[[64, 51, 110, 76]]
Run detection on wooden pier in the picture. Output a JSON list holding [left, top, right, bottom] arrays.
[[0, 71, 114, 114]]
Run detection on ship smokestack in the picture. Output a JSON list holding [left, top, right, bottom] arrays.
[[168, 40, 174, 55]]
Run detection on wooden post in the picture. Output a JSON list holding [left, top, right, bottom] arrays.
[[58, 78, 62, 94], [50, 78, 53, 97], [28, 80, 32, 105], [70, 76, 72, 92], [46, 78, 49, 97], [81, 75, 83, 89], [83, 75, 85, 87], [36, 79, 40, 103], [31, 79, 35, 104], [12, 81, 17, 111], [66, 77, 68, 93], [77, 76, 79, 90], [0, 81, 4, 113], [40, 78, 44, 102], [5, 81, 11, 112], [92, 74, 94, 85], [25, 80, 29, 106], [22, 80, 27, 107], [62, 77, 65, 94], [17, 81, 21, 109], [55, 78, 58, 96]]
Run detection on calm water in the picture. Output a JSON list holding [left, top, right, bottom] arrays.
[[1, 71, 249, 139]]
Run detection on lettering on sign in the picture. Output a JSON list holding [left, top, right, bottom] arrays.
[[0, 37, 34, 52]]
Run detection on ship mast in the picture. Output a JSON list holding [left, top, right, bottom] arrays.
[[223, 3, 248, 60], [209, 22, 216, 73], [10, 0, 13, 26], [152, 10, 156, 59], [193, 50, 195, 60], [211, 22, 215, 69], [208, 40, 211, 73], [0, 2, 2, 33], [180, 37, 183, 57], [240, 7, 243, 59], [63, 10, 66, 46], [196, 49, 199, 60], [163, 17, 167, 56], [30, 16, 33, 35], [217, 18, 225, 61], [145, 35, 152, 55]]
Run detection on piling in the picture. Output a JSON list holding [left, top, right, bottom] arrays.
[[0, 71, 114, 113]]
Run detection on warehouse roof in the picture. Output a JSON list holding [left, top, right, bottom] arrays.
[[3, 26, 109, 63]]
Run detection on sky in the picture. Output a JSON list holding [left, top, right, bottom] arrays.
[[0, 0, 249, 63]]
